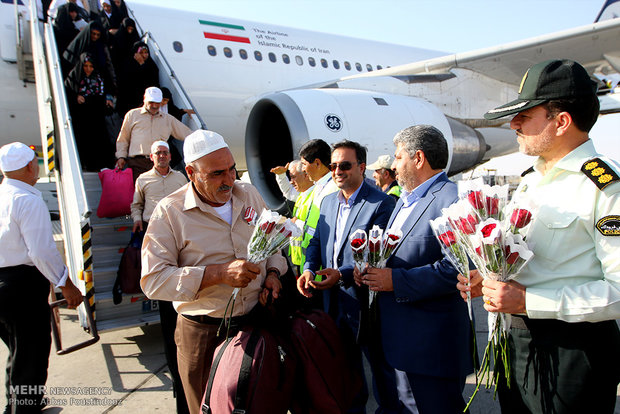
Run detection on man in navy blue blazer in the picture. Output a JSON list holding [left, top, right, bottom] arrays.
[[298, 140, 406, 413], [360, 125, 473, 413]]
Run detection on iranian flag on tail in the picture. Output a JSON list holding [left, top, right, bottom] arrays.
[[200, 19, 251, 44]]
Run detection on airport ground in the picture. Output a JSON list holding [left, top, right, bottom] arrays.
[[1, 297, 619, 413]]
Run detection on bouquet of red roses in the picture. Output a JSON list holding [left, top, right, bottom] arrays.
[[222, 209, 301, 335], [430, 215, 473, 320], [436, 181, 537, 410], [350, 225, 403, 307]]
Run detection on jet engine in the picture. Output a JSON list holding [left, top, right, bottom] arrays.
[[245, 88, 491, 210]]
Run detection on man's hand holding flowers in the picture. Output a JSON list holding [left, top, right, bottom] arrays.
[[362, 267, 393, 292], [481, 279, 526, 314]]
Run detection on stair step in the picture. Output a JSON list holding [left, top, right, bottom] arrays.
[[95, 312, 160, 333]]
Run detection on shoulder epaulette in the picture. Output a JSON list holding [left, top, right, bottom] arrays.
[[581, 158, 620, 190], [520, 166, 534, 177]]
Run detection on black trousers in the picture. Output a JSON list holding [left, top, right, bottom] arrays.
[[498, 316, 620, 414], [158, 300, 189, 414], [0, 265, 51, 414]]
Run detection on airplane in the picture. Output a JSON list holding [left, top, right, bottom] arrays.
[[2, 0, 620, 212]]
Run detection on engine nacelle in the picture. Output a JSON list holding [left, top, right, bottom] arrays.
[[245, 89, 486, 209]]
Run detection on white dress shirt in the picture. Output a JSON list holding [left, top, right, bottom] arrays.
[[0, 178, 68, 287], [332, 184, 362, 267], [391, 172, 442, 232]]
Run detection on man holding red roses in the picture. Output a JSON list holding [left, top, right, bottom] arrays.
[[358, 125, 473, 413], [461, 59, 620, 413]]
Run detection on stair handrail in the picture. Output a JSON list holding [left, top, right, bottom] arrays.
[[126, 4, 206, 131], [29, 0, 94, 330]]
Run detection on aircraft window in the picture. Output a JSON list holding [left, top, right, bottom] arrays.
[[366, 64, 373, 71], [377, 65, 383, 70], [223, 47, 232, 58], [282, 54, 290, 64], [344, 61, 351, 71], [239, 49, 248, 60], [308, 57, 316, 67], [320, 59, 328, 68], [373, 97, 388, 106], [268, 52, 277, 62], [254, 51, 263, 61], [295, 55, 303, 65], [173, 41, 183, 53], [355, 62, 362, 72], [332, 60, 340, 69], [208, 45, 216, 56]]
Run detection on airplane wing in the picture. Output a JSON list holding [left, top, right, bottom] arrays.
[[343, 18, 620, 87]]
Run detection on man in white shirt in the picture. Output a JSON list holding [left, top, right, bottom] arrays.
[[0, 142, 82, 413]]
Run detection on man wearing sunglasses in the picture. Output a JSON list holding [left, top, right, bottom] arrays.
[[298, 140, 403, 413]]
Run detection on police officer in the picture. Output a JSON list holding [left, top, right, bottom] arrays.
[[459, 59, 620, 413], [0, 142, 82, 413]]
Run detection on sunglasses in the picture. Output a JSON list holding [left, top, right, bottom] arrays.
[[329, 161, 357, 171]]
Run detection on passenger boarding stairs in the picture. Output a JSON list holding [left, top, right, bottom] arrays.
[[19, 0, 206, 337], [84, 173, 160, 331]]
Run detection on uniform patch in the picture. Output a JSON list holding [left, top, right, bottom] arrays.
[[581, 158, 620, 190], [596, 216, 620, 236]]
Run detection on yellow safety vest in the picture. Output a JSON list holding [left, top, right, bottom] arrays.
[[301, 177, 338, 267], [387, 183, 401, 198], [289, 187, 314, 266]]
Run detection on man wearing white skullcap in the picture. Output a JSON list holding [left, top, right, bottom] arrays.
[[141, 130, 287, 413], [115, 86, 192, 182], [0, 142, 82, 412]]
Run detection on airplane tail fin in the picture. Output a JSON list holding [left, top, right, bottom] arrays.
[[595, 0, 620, 22]]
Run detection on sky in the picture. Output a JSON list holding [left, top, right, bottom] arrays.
[[133, 0, 619, 174]]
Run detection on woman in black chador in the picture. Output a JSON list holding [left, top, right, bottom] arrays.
[[64, 53, 115, 171]]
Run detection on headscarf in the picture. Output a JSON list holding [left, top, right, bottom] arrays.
[[53, 2, 80, 51], [64, 52, 104, 97], [109, 0, 128, 28], [63, 20, 107, 68], [110, 17, 139, 63]]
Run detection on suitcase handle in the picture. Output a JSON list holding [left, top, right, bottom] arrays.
[[50, 297, 100, 355]]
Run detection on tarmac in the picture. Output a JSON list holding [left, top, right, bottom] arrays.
[[1, 298, 619, 414]]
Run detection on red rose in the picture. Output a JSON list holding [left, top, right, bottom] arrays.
[[485, 196, 499, 215], [468, 191, 484, 209], [481, 223, 497, 238], [438, 231, 456, 246], [506, 251, 520, 265], [510, 209, 532, 229], [351, 238, 365, 249], [264, 222, 275, 234], [456, 214, 478, 235], [369, 240, 381, 253]]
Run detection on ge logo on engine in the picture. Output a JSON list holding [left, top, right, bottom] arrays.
[[324, 114, 342, 132]]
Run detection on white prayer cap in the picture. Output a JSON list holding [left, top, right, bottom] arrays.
[[0, 142, 35, 173], [150, 140, 169, 154], [100, 0, 111, 6], [144, 87, 162, 103], [183, 130, 229, 164]]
